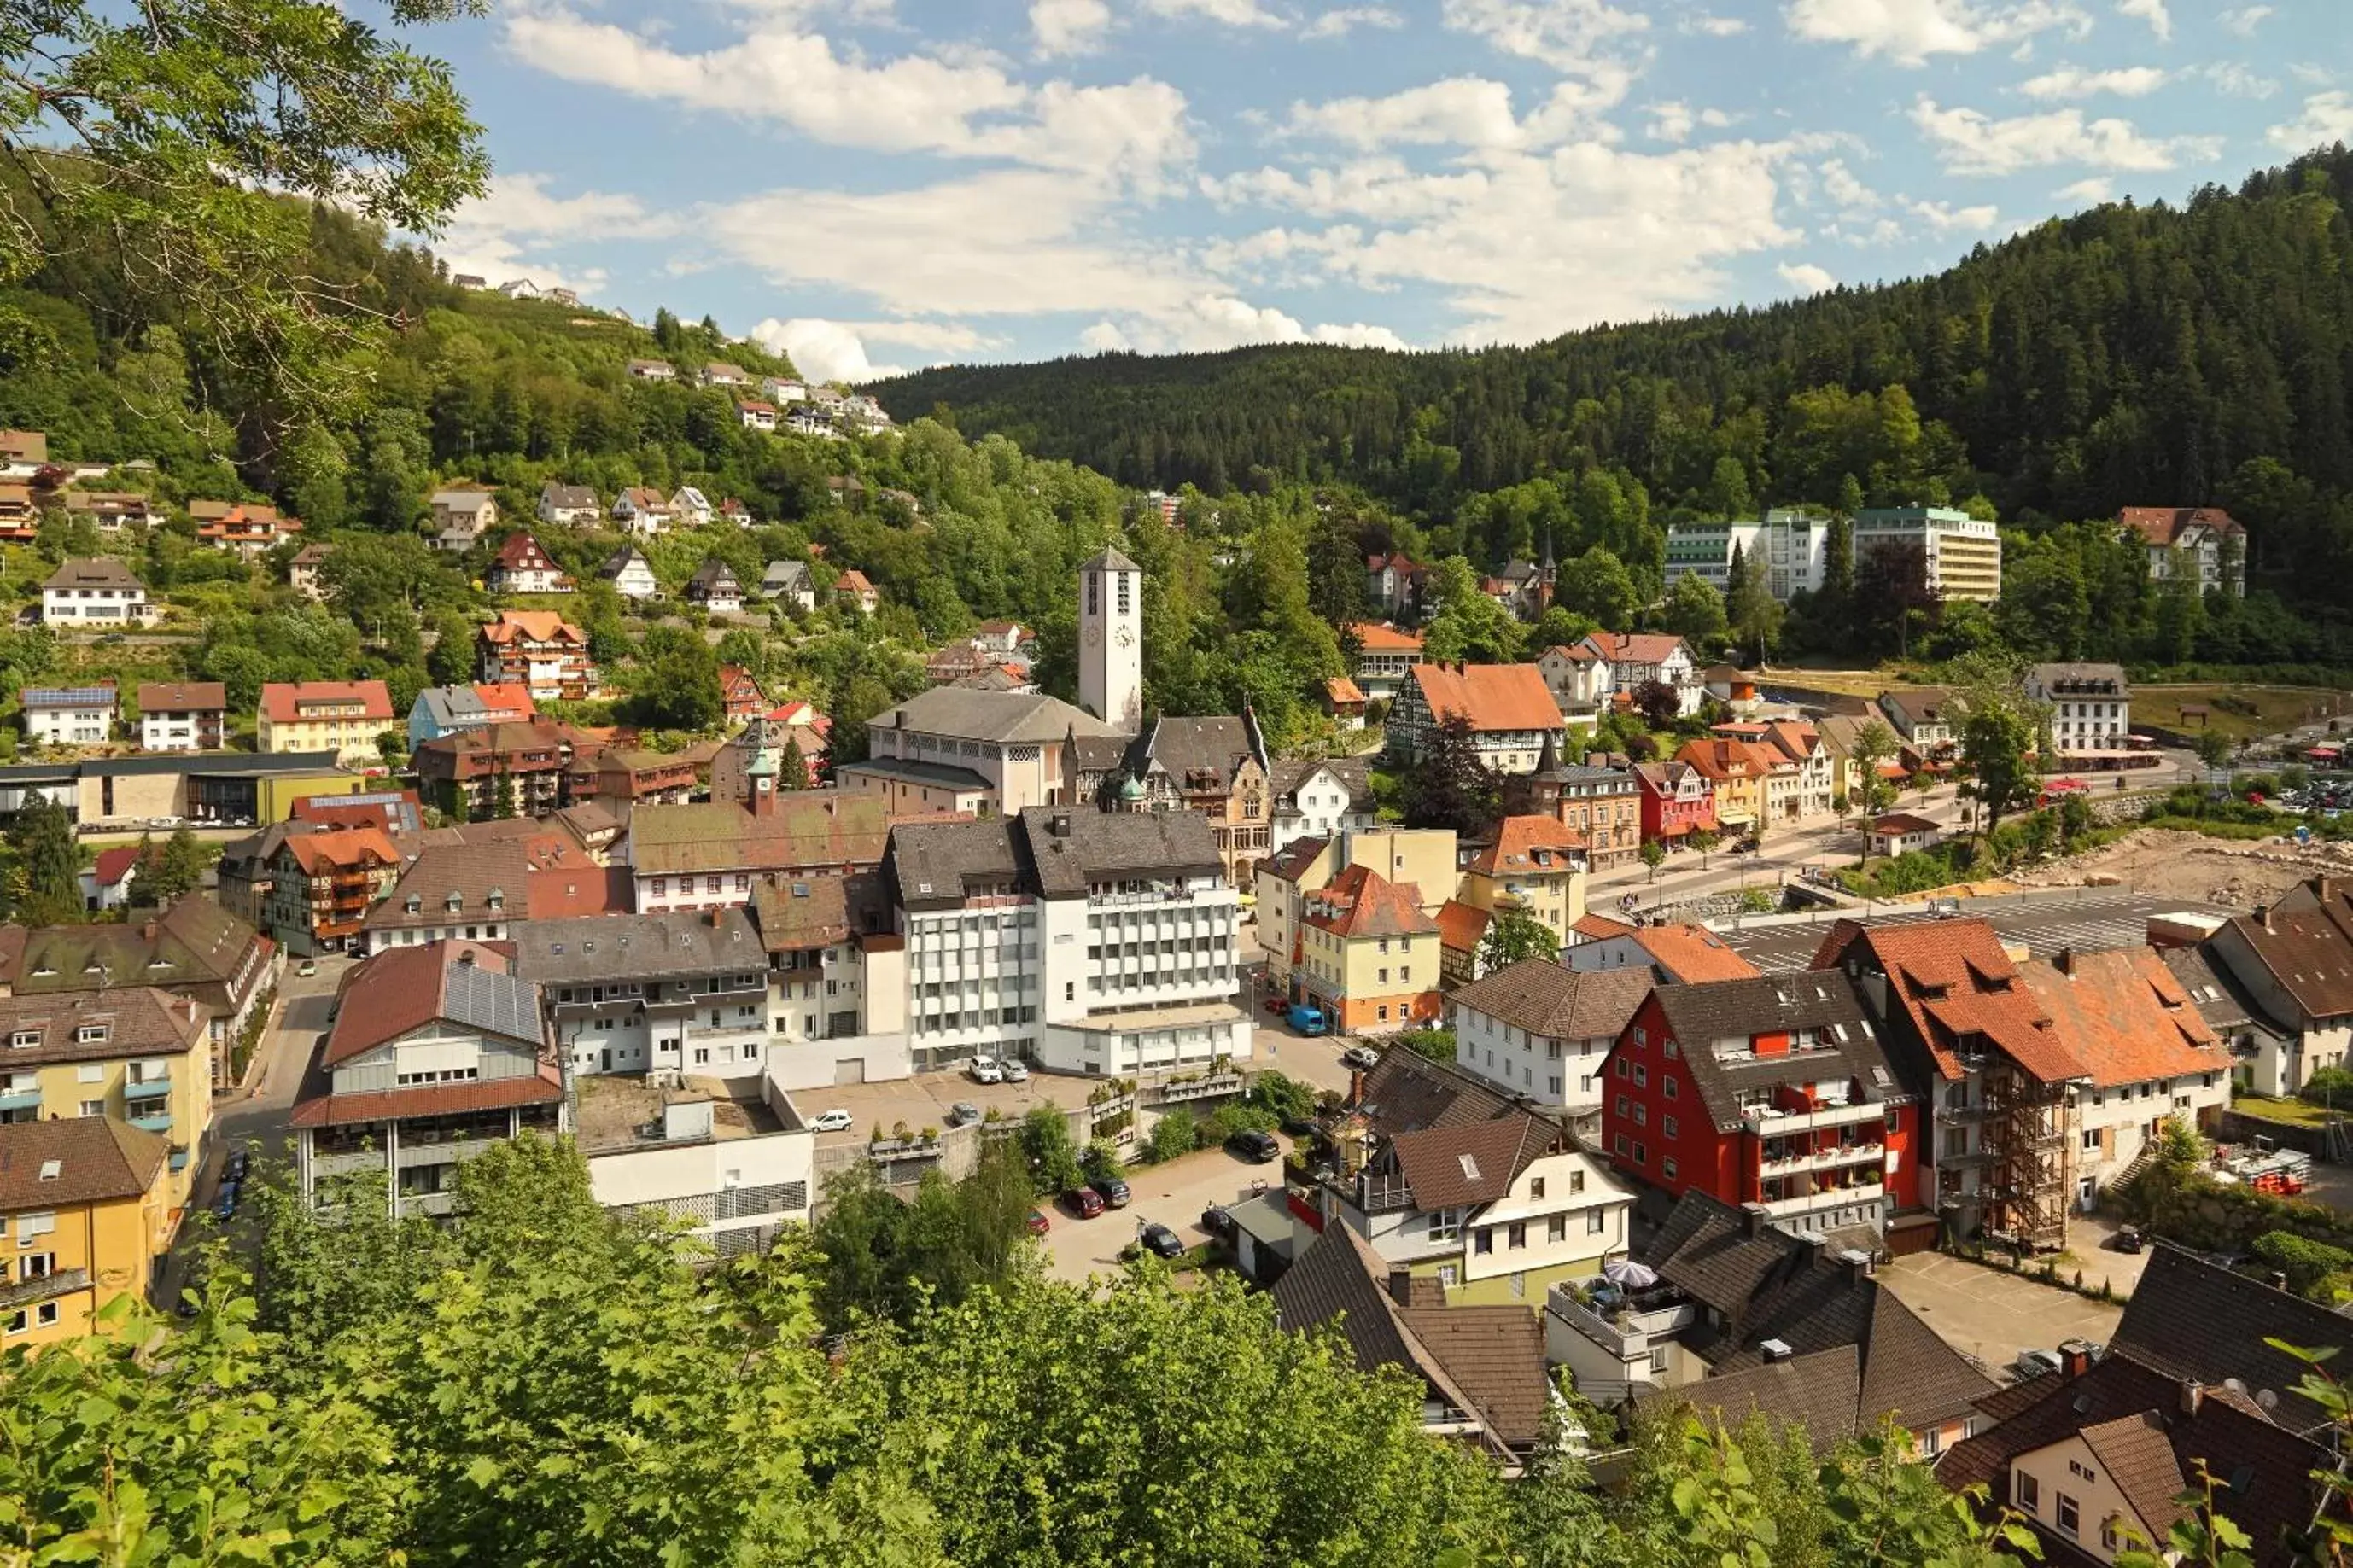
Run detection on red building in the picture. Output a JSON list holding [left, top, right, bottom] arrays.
[[718, 663, 766, 720], [1598, 971, 1924, 1243], [1631, 758, 1716, 843]]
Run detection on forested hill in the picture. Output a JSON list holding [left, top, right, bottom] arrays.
[[876, 145, 2353, 583]]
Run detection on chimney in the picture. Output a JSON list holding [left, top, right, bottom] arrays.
[[2055, 947, 2076, 976], [2059, 1338, 2094, 1379], [2179, 1379, 2204, 1419], [2272, 1270, 2291, 1292], [142, 920, 158, 941], [1759, 1338, 1793, 1362], [1051, 813, 1072, 837], [1387, 1266, 1416, 1307], [1347, 1066, 1365, 1105], [1741, 1202, 1771, 1238], [1839, 1247, 1872, 1285]]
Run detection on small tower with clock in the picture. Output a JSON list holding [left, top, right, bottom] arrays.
[[1077, 545, 1142, 732]]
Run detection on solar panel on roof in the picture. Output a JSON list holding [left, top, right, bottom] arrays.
[[20, 686, 115, 706]]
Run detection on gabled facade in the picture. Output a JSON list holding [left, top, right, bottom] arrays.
[[1509, 739, 1643, 866], [1297, 864, 1443, 1034], [1347, 621, 1424, 700], [537, 482, 601, 526], [0, 988, 213, 1216], [261, 826, 405, 953], [599, 546, 658, 600], [1386, 662, 1565, 775], [611, 486, 674, 536], [0, 1117, 175, 1347], [429, 488, 497, 552], [1072, 712, 1271, 887], [2118, 506, 2245, 597], [1449, 958, 1653, 1128], [683, 556, 744, 613], [20, 685, 116, 748], [1633, 759, 1718, 843], [1267, 757, 1376, 855], [135, 682, 226, 752], [484, 532, 575, 595], [762, 558, 815, 612], [40, 558, 151, 627], [1457, 814, 1589, 940], [193, 502, 298, 558], [257, 679, 394, 766], [1535, 642, 1612, 721], [2202, 887, 2353, 1094], [1582, 631, 1701, 716], [476, 609, 597, 701]]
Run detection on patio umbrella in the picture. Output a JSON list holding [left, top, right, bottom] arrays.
[[1602, 1258, 1658, 1289]]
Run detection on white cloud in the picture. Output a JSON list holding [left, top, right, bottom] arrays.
[[1784, 0, 2090, 67], [1031, 0, 1112, 54], [1905, 195, 2000, 230], [1286, 78, 1527, 149], [1076, 296, 1409, 354], [1819, 156, 1880, 209], [747, 318, 908, 382], [1301, 5, 1405, 37], [2219, 5, 2272, 35], [432, 174, 674, 298], [2017, 65, 2171, 99], [1440, 0, 1651, 74], [2055, 175, 2112, 202], [1682, 12, 1749, 33], [2113, 0, 2169, 40], [1208, 137, 1804, 342], [1911, 96, 2222, 173], [1778, 260, 1837, 292], [1140, 0, 1286, 25], [2270, 91, 2353, 151], [2203, 62, 2276, 99], [1649, 100, 1696, 142]]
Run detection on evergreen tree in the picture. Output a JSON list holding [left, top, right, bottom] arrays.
[[6, 796, 79, 924], [145, 825, 208, 906], [779, 737, 811, 790]]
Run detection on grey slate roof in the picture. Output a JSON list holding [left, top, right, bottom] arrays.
[[868, 685, 1121, 745], [1081, 545, 1141, 574], [1352, 1048, 1521, 1135], [511, 909, 763, 985], [1016, 807, 1222, 897], [886, 818, 1025, 910], [1451, 959, 1652, 1041], [1643, 971, 1903, 1132], [2162, 945, 2290, 1039], [762, 559, 811, 591], [540, 482, 598, 509], [2030, 661, 2129, 692], [2112, 1243, 2351, 1437]]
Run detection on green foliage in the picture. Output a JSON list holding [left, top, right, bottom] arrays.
[[2251, 1231, 2353, 1302], [1400, 715, 1502, 836], [5, 794, 79, 924], [809, 1141, 1035, 1331], [2298, 1065, 2353, 1108], [1479, 910, 1561, 971], [1018, 1104, 1087, 1195], [1395, 1028, 1457, 1063], [1247, 1070, 1319, 1125], [1661, 570, 1729, 650], [1144, 1108, 1199, 1163]]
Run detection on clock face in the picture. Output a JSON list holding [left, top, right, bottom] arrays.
[[1112, 624, 1135, 649], [1083, 622, 1101, 647]]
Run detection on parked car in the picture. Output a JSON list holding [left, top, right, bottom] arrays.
[[2014, 1348, 2063, 1381], [212, 1181, 240, 1222], [1279, 1113, 1319, 1138], [1000, 1058, 1030, 1082], [1026, 1209, 1051, 1237], [1139, 1222, 1185, 1260], [295, 959, 317, 978], [1200, 1204, 1235, 1239], [949, 1101, 982, 1128], [1339, 1044, 1380, 1070], [1067, 1186, 1106, 1219], [1227, 1128, 1281, 1163], [1089, 1174, 1131, 1208], [967, 1055, 1003, 1085], [1287, 1003, 1328, 1036], [1262, 994, 1288, 1015], [809, 1108, 855, 1134], [2111, 1224, 2145, 1253]]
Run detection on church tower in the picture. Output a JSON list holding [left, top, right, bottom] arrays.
[[1078, 545, 1142, 732]]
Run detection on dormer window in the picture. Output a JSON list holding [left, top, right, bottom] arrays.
[[9, 1030, 38, 1050], [75, 1024, 108, 1044], [486, 888, 505, 912], [406, 895, 422, 913], [445, 892, 462, 913]]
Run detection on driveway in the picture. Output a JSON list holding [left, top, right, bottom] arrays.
[[1036, 1135, 1294, 1283], [1878, 1250, 2125, 1379]]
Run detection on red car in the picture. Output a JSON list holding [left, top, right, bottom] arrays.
[[1067, 1186, 1106, 1219], [1026, 1208, 1050, 1236], [1262, 994, 1287, 1015]]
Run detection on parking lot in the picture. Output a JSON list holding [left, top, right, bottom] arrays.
[[1035, 1134, 1296, 1283], [1877, 1250, 2125, 1379]]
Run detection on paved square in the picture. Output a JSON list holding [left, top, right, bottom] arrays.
[[1878, 1250, 2125, 1379]]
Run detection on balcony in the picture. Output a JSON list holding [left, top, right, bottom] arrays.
[[1758, 1140, 1885, 1178], [0, 1090, 42, 1115], [121, 1076, 172, 1103], [0, 1266, 89, 1310], [1544, 1285, 1696, 1358], [129, 1112, 172, 1134], [1757, 1182, 1882, 1219], [1150, 1071, 1244, 1105], [1740, 1099, 1884, 1135]]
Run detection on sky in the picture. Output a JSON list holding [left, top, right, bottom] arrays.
[[420, 0, 2353, 382]]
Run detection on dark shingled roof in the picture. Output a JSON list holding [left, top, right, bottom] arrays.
[[1637, 1344, 1864, 1453], [1352, 1048, 1521, 1135], [1938, 1349, 2335, 1568], [1015, 807, 1223, 898], [2112, 1244, 2352, 1437], [1273, 1222, 1550, 1456], [2216, 906, 2353, 1023], [1451, 959, 1652, 1042], [1255, 834, 1331, 887], [0, 1116, 168, 1209], [0, 988, 210, 1068], [1642, 971, 1906, 1132], [1385, 1113, 1557, 1209]]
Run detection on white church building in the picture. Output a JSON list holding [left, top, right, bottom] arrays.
[[1079, 545, 1142, 732]]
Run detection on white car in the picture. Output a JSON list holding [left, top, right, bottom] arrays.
[[968, 1056, 1004, 1085], [809, 1109, 855, 1134], [1000, 1059, 1030, 1082]]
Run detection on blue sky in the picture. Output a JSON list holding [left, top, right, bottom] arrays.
[[423, 0, 2352, 382]]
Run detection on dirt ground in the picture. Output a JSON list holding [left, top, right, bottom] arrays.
[[2007, 828, 2353, 910]]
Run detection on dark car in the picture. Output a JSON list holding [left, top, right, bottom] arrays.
[[1262, 993, 1287, 1015], [1279, 1113, 1318, 1138], [212, 1180, 240, 1222], [1227, 1128, 1281, 1163], [1139, 1222, 1185, 1260], [2111, 1224, 2145, 1254], [1200, 1204, 1235, 1239], [1067, 1186, 1106, 1219], [1090, 1174, 1132, 1209], [1026, 1208, 1051, 1237]]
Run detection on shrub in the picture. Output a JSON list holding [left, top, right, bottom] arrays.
[[2251, 1230, 2353, 1302], [2298, 1065, 2353, 1109], [1200, 1103, 1277, 1146], [1393, 1028, 1455, 1064], [1143, 1110, 1198, 1164]]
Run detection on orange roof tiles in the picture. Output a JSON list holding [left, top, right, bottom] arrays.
[[1572, 912, 1638, 942], [1405, 662, 1563, 733], [1349, 621, 1424, 652], [282, 826, 402, 877], [2118, 506, 2241, 546], [1305, 863, 1438, 941], [2018, 948, 2232, 1088], [1463, 814, 1586, 877], [1675, 737, 1779, 782], [481, 609, 585, 644], [1631, 923, 1760, 983], [1324, 676, 1367, 705], [258, 679, 394, 724], [1434, 899, 1492, 953], [1812, 918, 2080, 1083]]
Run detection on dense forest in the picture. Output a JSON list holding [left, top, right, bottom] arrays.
[[877, 147, 2353, 621]]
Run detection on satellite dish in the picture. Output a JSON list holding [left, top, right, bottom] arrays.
[[2258, 1389, 2280, 1411], [2224, 1377, 2250, 1396]]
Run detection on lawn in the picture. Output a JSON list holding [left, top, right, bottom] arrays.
[[2231, 1093, 2332, 1128], [2135, 684, 2349, 744]]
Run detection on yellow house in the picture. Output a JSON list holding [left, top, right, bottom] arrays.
[[0, 988, 214, 1217], [1459, 815, 1590, 941], [1675, 737, 1770, 832], [1255, 835, 1340, 988], [256, 679, 397, 766], [0, 1117, 174, 1347], [1298, 865, 1443, 1034], [1343, 828, 1459, 914]]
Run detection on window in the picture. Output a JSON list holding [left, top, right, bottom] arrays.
[[1632, 1142, 1647, 1165], [2069, 1460, 2095, 1482], [2082, 1128, 2102, 1152], [1663, 1076, 1677, 1099], [33, 1302, 55, 1329], [1569, 1170, 1584, 1194], [1507, 1221, 1527, 1249], [2056, 1494, 2079, 1539], [2014, 1472, 2039, 1513], [1436, 1264, 1457, 1288], [1632, 1064, 1647, 1087], [78, 1100, 104, 1118], [1548, 1214, 1567, 1243], [1663, 1157, 1679, 1180], [1614, 1095, 1629, 1118], [1632, 1104, 1646, 1127], [1616, 1058, 1631, 1079], [1885, 1109, 1900, 1134], [2099, 1518, 2122, 1552], [1528, 1176, 1546, 1199], [1663, 1116, 1679, 1140], [1474, 1228, 1494, 1256], [1614, 1134, 1628, 1156], [1428, 1208, 1462, 1243]]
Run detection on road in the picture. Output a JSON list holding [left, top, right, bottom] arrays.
[[1037, 1134, 1297, 1282]]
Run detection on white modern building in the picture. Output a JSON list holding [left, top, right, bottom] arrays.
[[884, 807, 1247, 1079], [580, 1082, 814, 1258], [512, 910, 775, 1084], [1854, 505, 2003, 603], [840, 687, 1120, 819], [1662, 509, 1831, 602], [1446, 959, 1655, 1134], [2023, 663, 2131, 761], [20, 685, 116, 747], [41, 558, 150, 626]]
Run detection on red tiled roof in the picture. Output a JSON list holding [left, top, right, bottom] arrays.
[[1813, 918, 2079, 1082], [1870, 813, 1941, 834], [2118, 506, 2242, 546], [1405, 662, 1562, 733], [1463, 814, 1586, 877], [1434, 899, 1492, 953], [1324, 676, 1367, 706], [322, 940, 528, 1066], [1632, 924, 1760, 983], [1675, 737, 1777, 782], [481, 609, 585, 645], [292, 1063, 563, 1128], [281, 826, 401, 877], [1589, 631, 1688, 665], [1572, 912, 1638, 941], [89, 845, 142, 887], [1304, 863, 1437, 940], [1349, 621, 1423, 652], [258, 679, 393, 724], [834, 568, 874, 593], [2017, 948, 2232, 1089], [470, 683, 538, 720]]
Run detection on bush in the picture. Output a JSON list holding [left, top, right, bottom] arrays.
[[1143, 1110, 1198, 1164], [1247, 1070, 1318, 1125], [1200, 1103, 1277, 1147], [1393, 1028, 1455, 1064], [2298, 1066, 2353, 1109], [2251, 1230, 2353, 1301]]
